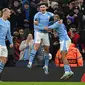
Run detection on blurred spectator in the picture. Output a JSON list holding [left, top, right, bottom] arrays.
[[74, 0, 79, 7], [67, 1, 75, 15], [10, 0, 24, 30], [13, 31, 20, 60], [29, 0, 37, 31], [50, 1, 59, 11], [27, 0, 39, 4], [66, 15, 75, 31], [68, 25, 80, 47], [19, 29, 25, 42], [23, 1, 29, 21], [19, 33, 34, 60], [73, 6, 80, 29], [55, 43, 83, 67], [22, 1, 30, 29], [78, 0, 85, 30], [79, 29, 85, 60]]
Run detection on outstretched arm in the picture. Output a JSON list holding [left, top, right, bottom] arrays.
[[48, 22, 59, 29], [44, 22, 59, 31]]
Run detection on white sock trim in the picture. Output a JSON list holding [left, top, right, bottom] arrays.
[[29, 62, 32, 65]]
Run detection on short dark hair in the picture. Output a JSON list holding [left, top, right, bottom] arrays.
[[54, 11, 65, 19], [37, 2, 48, 7]]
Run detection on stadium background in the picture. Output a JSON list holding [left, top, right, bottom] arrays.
[[0, 0, 85, 83]]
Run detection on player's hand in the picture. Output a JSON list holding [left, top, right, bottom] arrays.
[[44, 27, 51, 32], [48, 29, 52, 32], [10, 44, 13, 48], [34, 21, 38, 25], [44, 26, 49, 30]]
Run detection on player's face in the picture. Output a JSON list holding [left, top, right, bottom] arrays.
[[40, 5, 47, 13], [6, 9, 11, 18], [54, 14, 59, 22]]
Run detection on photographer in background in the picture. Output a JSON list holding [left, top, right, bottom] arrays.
[[68, 25, 80, 48]]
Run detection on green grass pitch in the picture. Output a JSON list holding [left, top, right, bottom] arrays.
[[0, 82, 85, 85]]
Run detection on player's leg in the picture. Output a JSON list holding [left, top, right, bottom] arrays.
[[27, 43, 40, 68], [27, 31, 41, 68], [0, 57, 7, 79], [43, 33, 50, 74], [60, 40, 74, 80], [0, 46, 8, 81], [60, 51, 74, 80], [43, 46, 49, 74]]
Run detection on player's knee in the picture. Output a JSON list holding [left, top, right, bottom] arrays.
[[44, 49, 49, 53], [4, 58, 7, 64], [44, 52, 49, 58], [34, 44, 40, 51], [0, 57, 7, 64], [0, 59, 5, 73], [44, 46, 49, 52]]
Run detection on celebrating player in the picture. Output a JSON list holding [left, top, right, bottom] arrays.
[[27, 2, 54, 74], [0, 8, 13, 81], [44, 11, 74, 79]]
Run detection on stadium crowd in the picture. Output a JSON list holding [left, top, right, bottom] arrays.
[[0, 0, 85, 67]]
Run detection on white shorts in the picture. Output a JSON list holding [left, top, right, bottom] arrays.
[[0, 45, 8, 57], [60, 39, 71, 51], [34, 31, 50, 46]]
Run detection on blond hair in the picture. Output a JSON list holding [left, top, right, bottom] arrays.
[[2, 8, 9, 13]]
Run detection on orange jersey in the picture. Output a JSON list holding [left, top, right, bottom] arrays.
[[55, 43, 83, 67]]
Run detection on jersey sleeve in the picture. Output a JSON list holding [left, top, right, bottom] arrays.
[[34, 12, 40, 21], [7, 22, 13, 44], [34, 12, 44, 30], [48, 22, 59, 29], [34, 25, 44, 30], [48, 12, 54, 17]]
